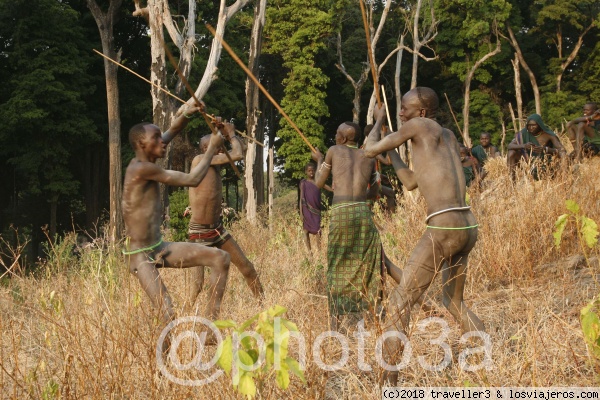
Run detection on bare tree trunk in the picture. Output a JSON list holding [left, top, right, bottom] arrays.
[[505, 24, 541, 114], [133, 0, 251, 217], [462, 37, 501, 146], [555, 22, 593, 92], [268, 146, 274, 233], [87, 0, 124, 241], [511, 53, 523, 130], [410, 0, 437, 90], [395, 35, 408, 163], [244, 0, 267, 225], [335, 33, 369, 123]]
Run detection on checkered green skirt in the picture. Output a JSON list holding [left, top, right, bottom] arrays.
[[327, 202, 382, 316]]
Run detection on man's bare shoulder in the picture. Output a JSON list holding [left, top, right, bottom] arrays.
[[125, 159, 163, 182]]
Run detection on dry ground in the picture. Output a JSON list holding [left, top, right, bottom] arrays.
[[1, 156, 600, 399]]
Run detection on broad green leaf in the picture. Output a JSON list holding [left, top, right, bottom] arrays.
[[237, 349, 256, 370], [285, 357, 306, 384], [246, 349, 259, 364], [282, 319, 299, 332], [268, 304, 288, 317], [216, 336, 233, 375], [258, 320, 274, 339], [238, 313, 260, 332], [266, 343, 275, 368], [581, 300, 600, 359], [553, 214, 569, 248], [566, 199, 580, 214], [276, 369, 290, 390], [241, 335, 256, 350], [213, 319, 238, 329], [238, 373, 257, 398], [581, 216, 599, 248]]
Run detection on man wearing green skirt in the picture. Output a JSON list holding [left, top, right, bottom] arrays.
[[311, 122, 383, 331]]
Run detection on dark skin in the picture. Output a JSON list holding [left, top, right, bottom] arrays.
[[460, 147, 481, 184], [507, 119, 566, 178], [365, 88, 484, 385], [299, 164, 328, 252], [186, 122, 265, 310], [122, 106, 230, 351], [474, 132, 498, 180], [566, 104, 600, 162], [310, 123, 382, 330]]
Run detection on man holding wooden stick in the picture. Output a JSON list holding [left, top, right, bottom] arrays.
[[122, 106, 230, 352], [186, 119, 264, 311], [364, 87, 485, 384]]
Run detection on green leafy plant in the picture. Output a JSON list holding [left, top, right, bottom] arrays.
[[554, 199, 599, 250], [214, 305, 306, 399], [581, 295, 600, 362]]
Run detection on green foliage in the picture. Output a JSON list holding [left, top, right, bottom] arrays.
[[167, 189, 190, 242], [554, 199, 599, 250], [541, 91, 587, 130], [265, 0, 333, 179], [214, 305, 306, 399], [581, 295, 600, 362], [468, 90, 503, 144]]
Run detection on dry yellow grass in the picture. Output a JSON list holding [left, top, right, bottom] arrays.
[[1, 157, 600, 399]]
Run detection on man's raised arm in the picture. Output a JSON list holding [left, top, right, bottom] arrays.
[[388, 148, 418, 191], [162, 103, 204, 145], [311, 148, 332, 189]]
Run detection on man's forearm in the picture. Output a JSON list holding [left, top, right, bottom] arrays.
[[389, 149, 417, 190]]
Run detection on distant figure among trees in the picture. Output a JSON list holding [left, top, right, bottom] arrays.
[[299, 162, 331, 253], [507, 114, 566, 180], [121, 106, 230, 352], [566, 102, 600, 162], [459, 144, 480, 187], [471, 132, 499, 181]]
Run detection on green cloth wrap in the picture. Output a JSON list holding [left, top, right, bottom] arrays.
[[327, 202, 382, 317]]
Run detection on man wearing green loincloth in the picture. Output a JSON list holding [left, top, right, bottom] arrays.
[[311, 122, 384, 331], [365, 87, 485, 385], [507, 113, 566, 180]]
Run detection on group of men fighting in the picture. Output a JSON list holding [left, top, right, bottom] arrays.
[[121, 87, 599, 384]]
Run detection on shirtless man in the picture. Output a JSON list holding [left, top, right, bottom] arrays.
[[187, 121, 264, 309], [566, 102, 600, 162], [364, 87, 485, 384], [311, 122, 384, 331], [507, 113, 566, 179], [471, 132, 499, 180], [122, 107, 230, 350]]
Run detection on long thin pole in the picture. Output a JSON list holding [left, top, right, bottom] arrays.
[[381, 85, 394, 131], [93, 49, 264, 147], [444, 92, 464, 137], [205, 24, 316, 153], [160, 39, 240, 178], [360, 0, 381, 107]]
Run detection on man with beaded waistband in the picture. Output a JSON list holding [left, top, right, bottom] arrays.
[[186, 120, 264, 312], [311, 121, 385, 332], [364, 87, 485, 385]]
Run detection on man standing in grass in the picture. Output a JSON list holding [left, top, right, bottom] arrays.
[[507, 113, 566, 180], [299, 162, 332, 253], [566, 102, 600, 162], [364, 87, 485, 384], [186, 120, 264, 310], [122, 105, 230, 351], [311, 122, 383, 331]]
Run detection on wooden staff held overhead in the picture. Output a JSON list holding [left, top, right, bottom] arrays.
[[205, 24, 317, 153], [160, 39, 241, 178], [92, 49, 264, 148]]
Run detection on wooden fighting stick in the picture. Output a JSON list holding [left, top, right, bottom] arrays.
[[160, 39, 240, 178], [205, 24, 317, 153], [93, 49, 264, 147]]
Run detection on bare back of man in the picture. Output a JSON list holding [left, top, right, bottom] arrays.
[[312, 122, 383, 331], [123, 111, 230, 351], [365, 87, 484, 384], [187, 124, 264, 311], [566, 103, 600, 161]]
